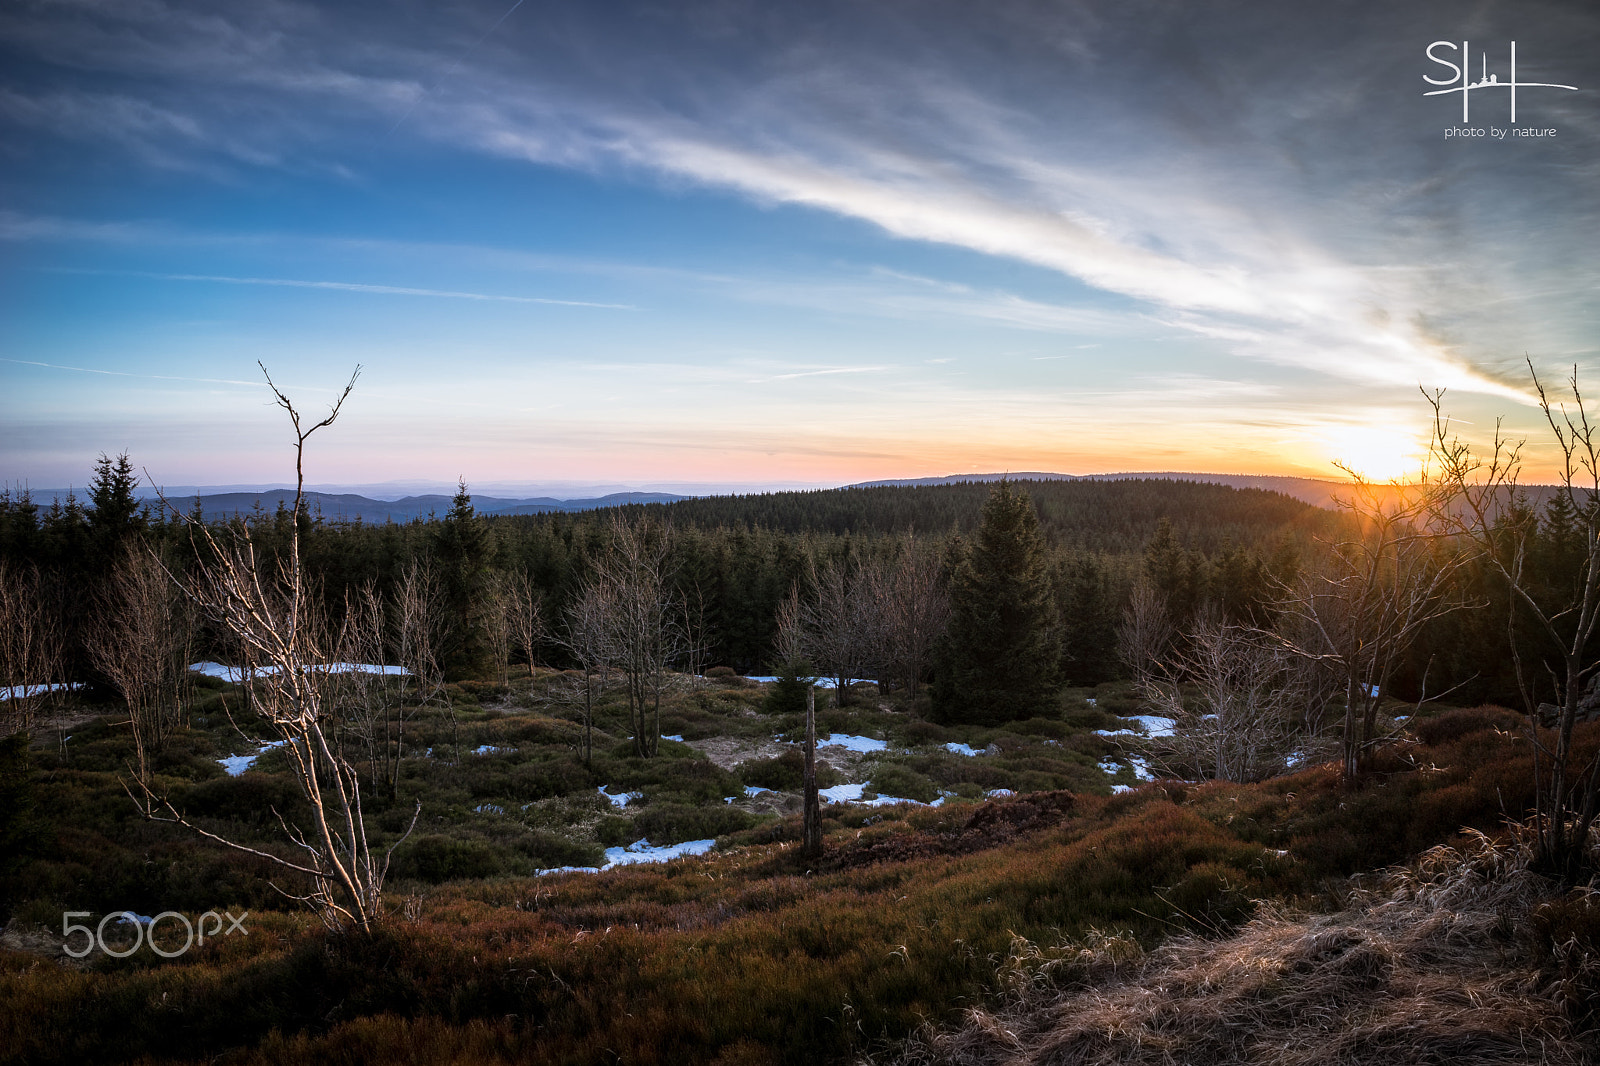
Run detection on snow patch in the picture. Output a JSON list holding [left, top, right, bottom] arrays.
[[819, 782, 939, 807], [217, 739, 288, 776], [598, 786, 643, 809], [473, 803, 504, 815], [743, 785, 773, 798], [820, 734, 888, 753], [602, 837, 716, 868], [0, 682, 81, 701], [986, 788, 1015, 798], [662, 734, 685, 742], [473, 745, 512, 756], [189, 661, 410, 683], [944, 742, 982, 757]]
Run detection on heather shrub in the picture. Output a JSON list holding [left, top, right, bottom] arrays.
[[737, 749, 838, 791], [1410, 704, 1523, 746], [630, 803, 757, 844], [869, 764, 939, 804], [394, 834, 505, 882]]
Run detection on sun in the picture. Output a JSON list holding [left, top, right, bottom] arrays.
[[1313, 424, 1423, 482]]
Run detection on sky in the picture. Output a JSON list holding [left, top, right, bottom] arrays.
[[3, 0, 1598, 495]]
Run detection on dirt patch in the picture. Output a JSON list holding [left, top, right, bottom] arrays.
[[0, 921, 85, 969], [684, 735, 791, 771]]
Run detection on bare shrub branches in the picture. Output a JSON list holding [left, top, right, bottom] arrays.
[[88, 545, 194, 781], [137, 365, 416, 932], [1427, 366, 1600, 879], [0, 560, 64, 738], [1137, 609, 1308, 783]]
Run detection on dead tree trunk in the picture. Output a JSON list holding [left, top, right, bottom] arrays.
[[802, 683, 822, 859]]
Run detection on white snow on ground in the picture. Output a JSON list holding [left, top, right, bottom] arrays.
[[598, 785, 643, 809], [1098, 759, 1120, 775], [473, 745, 512, 756], [0, 682, 81, 701], [818, 783, 946, 807], [602, 837, 716, 867], [986, 788, 1015, 798], [217, 739, 288, 776], [662, 734, 684, 742], [474, 803, 504, 815], [535, 837, 721, 877], [1096, 715, 1177, 739], [1111, 785, 1134, 794], [117, 913, 156, 925], [1128, 755, 1153, 781], [945, 742, 982, 757], [820, 734, 888, 753], [189, 661, 410, 682], [743, 785, 773, 797]]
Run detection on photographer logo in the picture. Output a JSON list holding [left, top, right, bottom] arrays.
[[1425, 41, 1578, 140]]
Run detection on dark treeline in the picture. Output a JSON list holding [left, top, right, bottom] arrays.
[[8, 463, 1586, 713], [0, 469, 1334, 686], [619, 477, 1340, 554]]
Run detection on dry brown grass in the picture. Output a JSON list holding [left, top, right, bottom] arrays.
[[873, 829, 1598, 1066]]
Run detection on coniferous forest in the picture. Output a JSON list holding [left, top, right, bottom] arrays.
[[2, 450, 1599, 1065]]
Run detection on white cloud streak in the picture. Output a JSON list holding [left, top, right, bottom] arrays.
[[144, 272, 636, 309]]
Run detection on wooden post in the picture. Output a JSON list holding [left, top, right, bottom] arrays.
[[803, 682, 822, 858]]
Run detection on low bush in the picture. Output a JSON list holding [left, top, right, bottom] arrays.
[[629, 803, 757, 844], [868, 764, 940, 804]]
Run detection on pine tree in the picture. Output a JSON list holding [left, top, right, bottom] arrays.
[[932, 480, 1058, 724], [433, 479, 493, 677], [86, 452, 144, 574], [1057, 554, 1117, 685]]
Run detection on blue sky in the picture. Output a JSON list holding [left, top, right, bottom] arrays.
[[3, 0, 1598, 493]]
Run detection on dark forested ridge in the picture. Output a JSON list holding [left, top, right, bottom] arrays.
[[607, 477, 1339, 553]]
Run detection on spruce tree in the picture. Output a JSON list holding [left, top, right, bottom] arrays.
[[86, 451, 144, 574], [1057, 554, 1116, 685], [932, 480, 1058, 724], [433, 479, 493, 677]]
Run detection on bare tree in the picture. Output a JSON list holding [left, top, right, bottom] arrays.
[[560, 575, 618, 767], [1116, 582, 1174, 685], [593, 516, 683, 758], [89, 545, 194, 779], [1426, 368, 1600, 878], [394, 558, 448, 763], [802, 683, 822, 859], [482, 572, 514, 687], [876, 536, 951, 700], [789, 554, 888, 707], [137, 364, 416, 933], [0, 560, 64, 738], [1138, 608, 1307, 783], [507, 568, 544, 682], [681, 578, 715, 689], [332, 579, 406, 800], [1273, 471, 1468, 779], [771, 584, 824, 858]]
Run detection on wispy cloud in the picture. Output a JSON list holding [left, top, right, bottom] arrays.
[[0, 357, 264, 388], [139, 272, 636, 310]]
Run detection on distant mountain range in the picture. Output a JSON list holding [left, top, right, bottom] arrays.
[[15, 471, 1564, 522], [14, 488, 691, 524]]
